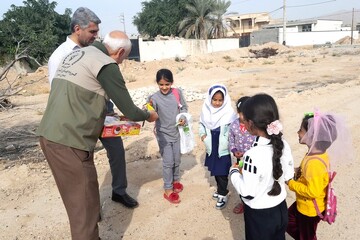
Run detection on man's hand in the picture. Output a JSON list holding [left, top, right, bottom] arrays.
[[146, 110, 158, 122]]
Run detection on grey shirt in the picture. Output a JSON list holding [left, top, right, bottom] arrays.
[[148, 88, 188, 143]]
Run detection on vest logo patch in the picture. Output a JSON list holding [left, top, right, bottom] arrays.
[[57, 50, 84, 78], [62, 50, 85, 68]]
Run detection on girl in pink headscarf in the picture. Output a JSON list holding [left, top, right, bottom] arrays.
[[286, 110, 353, 240]]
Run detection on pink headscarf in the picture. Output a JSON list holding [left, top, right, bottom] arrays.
[[302, 109, 353, 167]]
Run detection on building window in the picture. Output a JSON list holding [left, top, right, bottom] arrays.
[[302, 24, 312, 32]]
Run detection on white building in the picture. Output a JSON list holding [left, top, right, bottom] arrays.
[[224, 12, 272, 37], [251, 19, 358, 46]]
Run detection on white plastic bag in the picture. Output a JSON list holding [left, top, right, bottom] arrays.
[[176, 113, 195, 154]]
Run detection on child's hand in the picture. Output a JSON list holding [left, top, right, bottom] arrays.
[[201, 135, 207, 141], [231, 163, 243, 174], [234, 151, 244, 158], [294, 167, 301, 180], [178, 118, 186, 126]]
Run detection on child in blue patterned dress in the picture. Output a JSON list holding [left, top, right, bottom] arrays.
[[229, 96, 256, 214]]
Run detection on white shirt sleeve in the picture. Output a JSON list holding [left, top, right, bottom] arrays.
[[48, 51, 61, 85], [230, 138, 293, 209], [48, 37, 79, 86], [281, 140, 295, 181]]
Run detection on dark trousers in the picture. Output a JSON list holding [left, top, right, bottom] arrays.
[[287, 202, 321, 240], [99, 137, 127, 195], [215, 175, 229, 196], [244, 200, 288, 240], [39, 137, 100, 240]]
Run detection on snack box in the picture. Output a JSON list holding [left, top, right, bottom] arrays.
[[101, 116, 141, 138]]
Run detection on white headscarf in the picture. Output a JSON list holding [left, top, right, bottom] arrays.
[[200, 84, 237, 130]]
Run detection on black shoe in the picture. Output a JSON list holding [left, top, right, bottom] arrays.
[[112, 192, 139, 208]]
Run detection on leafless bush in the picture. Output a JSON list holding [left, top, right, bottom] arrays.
[[249, 47, 278, 58], [0, 39, 42, 110]]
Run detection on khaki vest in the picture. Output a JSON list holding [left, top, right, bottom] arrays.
[[55, 46, 116, 98], [37, 45, 117, 151]]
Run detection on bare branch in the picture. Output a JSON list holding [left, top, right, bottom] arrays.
[[1, 38, 40, 81], [27, 55, 41, 67], [0, 55, 28, 80], [0, 38, 44, 110]]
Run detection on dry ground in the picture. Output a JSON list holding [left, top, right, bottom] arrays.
[[1, 42, 359, 239]]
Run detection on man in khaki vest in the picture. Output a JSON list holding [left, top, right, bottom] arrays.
[[38, 30, 158, 240], [48, 7, 140, 210]]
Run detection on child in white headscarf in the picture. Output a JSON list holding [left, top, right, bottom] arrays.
[[199, 84, 237, 210]]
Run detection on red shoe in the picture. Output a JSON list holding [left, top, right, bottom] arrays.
[[173, 182, 184, 193], [164, 192, 180, 204], [233, 202, 244, 214]]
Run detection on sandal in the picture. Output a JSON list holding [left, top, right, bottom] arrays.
[[173, 182, 184, 193], [164, 192, 180, 204], [233, 202, 244, 214]]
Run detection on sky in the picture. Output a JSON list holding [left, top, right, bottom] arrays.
[[0, 0, 359, 37]]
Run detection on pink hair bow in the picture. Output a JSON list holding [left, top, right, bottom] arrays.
[[266, 120, 283, 135]]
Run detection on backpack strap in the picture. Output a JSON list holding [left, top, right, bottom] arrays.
[[307, 156, 335, 218], [312, 199, 323, 218], [305, 156, 329, 171], [172, 88, 182, 109]]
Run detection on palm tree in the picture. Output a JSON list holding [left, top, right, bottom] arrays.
[[178, 0, 216, 40], [210, 0, 232, 38]]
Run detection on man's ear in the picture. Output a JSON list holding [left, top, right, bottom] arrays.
[[117, 48, 125, 58], [73, 24, 81, 34]]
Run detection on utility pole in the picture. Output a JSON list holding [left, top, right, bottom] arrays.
[[282, 0, 286, 45], [351, 8, 354, 45], [120, 13, 126, 33]]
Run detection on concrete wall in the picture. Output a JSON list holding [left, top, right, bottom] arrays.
[[278, 30, 359, 46], [250, 28, 279, 45], [251, 28, 359, 46], [314, 20, 342, 31], [138, 38, 239, 62]]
